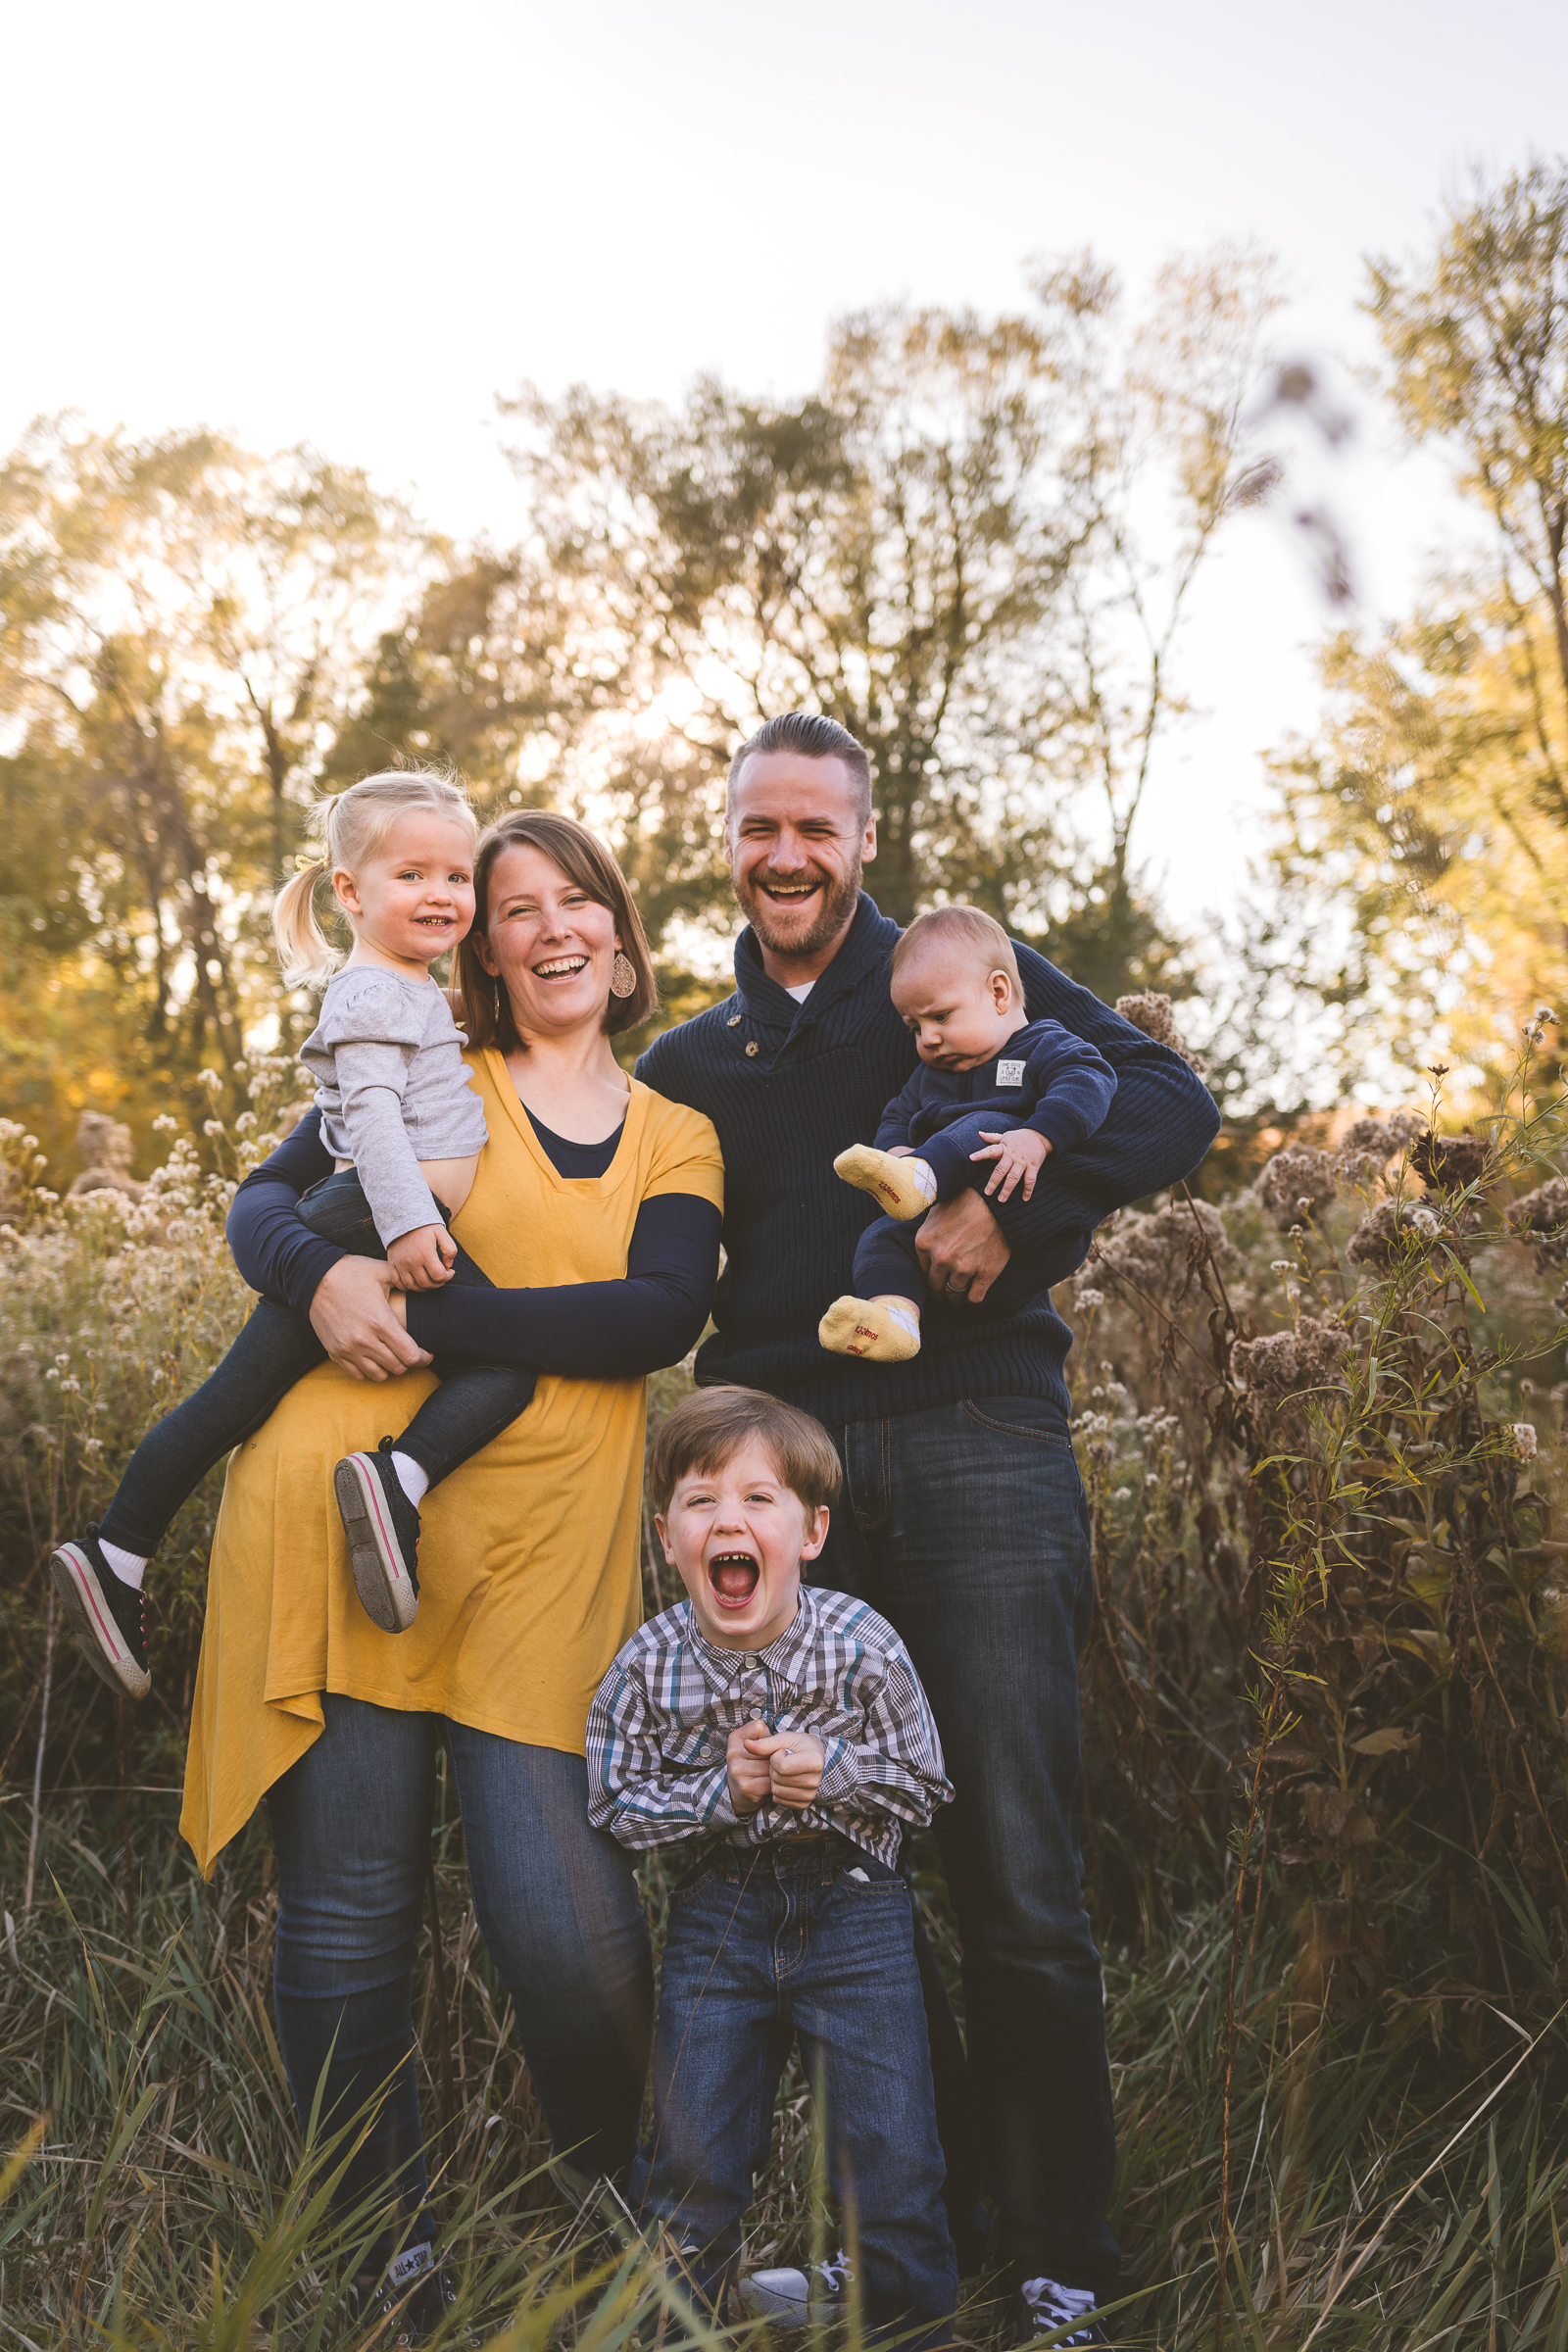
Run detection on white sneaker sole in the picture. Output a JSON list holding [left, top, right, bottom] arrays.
[[735, 2271, 845, 2327], [333, 1455, 418, 1633], [49, 1544, 151, 1698]]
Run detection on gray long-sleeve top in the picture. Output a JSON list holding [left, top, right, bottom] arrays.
[[298, 966, 487, 1246]]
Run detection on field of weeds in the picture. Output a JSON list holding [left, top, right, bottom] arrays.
[[7, 1038, 1568, 2348]]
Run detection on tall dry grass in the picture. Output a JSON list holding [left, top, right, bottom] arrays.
[[6, 1031, 1568, 2344]]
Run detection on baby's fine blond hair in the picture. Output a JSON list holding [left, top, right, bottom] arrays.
[[891, 905, 1022, 996], [271, 769, 477, 986]]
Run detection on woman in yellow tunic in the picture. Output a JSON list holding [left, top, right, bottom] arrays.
[[180, 812, 723, 2317]]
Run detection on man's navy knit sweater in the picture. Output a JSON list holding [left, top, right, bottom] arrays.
[[636, 894, 1221, 1428]]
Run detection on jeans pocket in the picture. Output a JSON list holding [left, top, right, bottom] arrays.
[[961, 1396, 1072, 1445]]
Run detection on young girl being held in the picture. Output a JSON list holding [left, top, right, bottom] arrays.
[[50, 769, 536, 1699]]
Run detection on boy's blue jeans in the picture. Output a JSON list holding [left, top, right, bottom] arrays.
[[813, 1396, 1119, 2299], [630, 1835, 958, 2350]]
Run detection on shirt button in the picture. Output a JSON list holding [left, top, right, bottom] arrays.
[[745, 1041, 760, 1056]]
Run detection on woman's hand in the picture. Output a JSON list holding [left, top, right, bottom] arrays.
[[309, 1256, 432, 1382]]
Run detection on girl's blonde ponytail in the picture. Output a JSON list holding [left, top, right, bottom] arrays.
[[271, 767, 477, 990], [272, 858, 340, 985]]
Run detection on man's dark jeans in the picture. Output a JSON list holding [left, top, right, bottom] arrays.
[[268, 1693, 653, 2266], [99, 1168, 533, 1556], [812, 1396, 1118, 2298], [630, 1836, 957, 2350]]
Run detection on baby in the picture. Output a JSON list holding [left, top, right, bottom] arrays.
[[49, 769, 535, 1700], [820, 906, 1116, 1361]]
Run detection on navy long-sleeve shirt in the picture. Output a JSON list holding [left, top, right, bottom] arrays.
[[636, 892, 1221, 1427], [876, 1017, 1116, 1159], [225, 1107, 721, 1381]]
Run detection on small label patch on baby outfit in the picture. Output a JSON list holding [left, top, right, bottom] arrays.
[[997, 1058, 1027, 1087]]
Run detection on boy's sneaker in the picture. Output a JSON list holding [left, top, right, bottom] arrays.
[[334, 1439, 420, 1633], [737, 2250, 852, 2326], [1015, 2276, 1105, 2346], [49, 1530, 151, 1699]]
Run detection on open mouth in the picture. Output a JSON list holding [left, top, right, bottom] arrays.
[[757, 878, 822, 906], [707, 1550, 760, 1610], [533, 955, 590, 979]]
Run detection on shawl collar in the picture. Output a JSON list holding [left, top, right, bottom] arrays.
[[731, 892, 901, 1053]]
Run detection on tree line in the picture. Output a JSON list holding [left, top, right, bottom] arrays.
[[3, 158, 1565, 1173]]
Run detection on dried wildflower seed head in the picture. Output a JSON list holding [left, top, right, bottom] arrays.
[[1510, 1423, 1540, 1460], [1232, 1316, 1350, 1418], [1411, 1131, 1491, 1196], [1113, 991, 1208, 1077], [1507, 1177, 1568, 1269], [1087, 1199, 1235, 1303], [1257, 1147, 1338, 1232], [1347, 1199, 1459, 1269]]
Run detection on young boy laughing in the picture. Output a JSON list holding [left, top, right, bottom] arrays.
[[586, 1385, 956, 2347]]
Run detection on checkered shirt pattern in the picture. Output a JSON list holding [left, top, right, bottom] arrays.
[[586, 1582, 952, 1871]]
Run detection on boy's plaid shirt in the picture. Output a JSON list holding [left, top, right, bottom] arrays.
[[586, 1583, 953, 1871]]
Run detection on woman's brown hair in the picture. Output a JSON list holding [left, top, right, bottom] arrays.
[[457, 809, 659, 1051]]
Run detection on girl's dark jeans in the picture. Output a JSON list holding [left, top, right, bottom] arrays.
[[99, 1169, 534, 1556], [268, 1694, 653, 2269]]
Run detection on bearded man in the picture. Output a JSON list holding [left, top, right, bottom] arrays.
[[636, 711, 1219, 2345]]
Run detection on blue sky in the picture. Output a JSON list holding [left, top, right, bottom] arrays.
[[8, 0, 1567, 927]]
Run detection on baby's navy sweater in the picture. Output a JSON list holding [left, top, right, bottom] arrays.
[[877, 1016, 1116, 1159], [635, 894, 1221, 1429]]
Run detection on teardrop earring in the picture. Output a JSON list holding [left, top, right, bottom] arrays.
[[610, 949, 638, 1000]]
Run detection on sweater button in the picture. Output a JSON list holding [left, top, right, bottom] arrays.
[[727, 1014, 742, 1027], [745, 1041, 760, 1056]]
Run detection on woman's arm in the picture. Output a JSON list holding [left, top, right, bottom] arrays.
[[226, 1109, 339, 1309], [404, 1194, 721, 1380]]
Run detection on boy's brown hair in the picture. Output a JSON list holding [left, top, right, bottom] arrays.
[[649, 1387, 842, 1517], [892, 905, 1022, 995]]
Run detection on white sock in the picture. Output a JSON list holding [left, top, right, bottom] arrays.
[[99, 1538, 147, 1590], [391, 1451, 429, 1508]]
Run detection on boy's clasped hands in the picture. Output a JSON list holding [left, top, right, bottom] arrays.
[[726, 1719, 825, 1813]]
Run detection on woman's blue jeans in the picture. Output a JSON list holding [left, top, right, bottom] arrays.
[[268, 1694, 653, 2263]]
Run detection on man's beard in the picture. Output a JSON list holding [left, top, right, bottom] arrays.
[[734, 860, 861, 959]]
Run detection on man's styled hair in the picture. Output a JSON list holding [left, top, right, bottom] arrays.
[[649, 1387, 843, 1517], [892, 905, 1023, 995], [726, 712, 873, 828]]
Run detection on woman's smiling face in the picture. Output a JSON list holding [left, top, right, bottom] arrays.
[[475, 843, 619, 1037]]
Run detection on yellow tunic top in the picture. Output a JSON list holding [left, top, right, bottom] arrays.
[[179, 1054, 724, 1878]]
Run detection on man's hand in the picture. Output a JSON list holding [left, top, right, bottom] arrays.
[[309, 1255, 432, 1383], [386, 1222, 457, 1291], [726, 1719, 774, 1815], [916, 1188, 1011, 1304], [748, 1729, 826, 1810], [970, 1128, 1053, 1202]]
